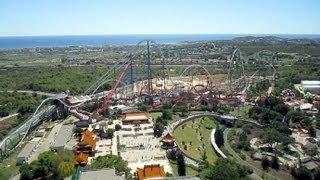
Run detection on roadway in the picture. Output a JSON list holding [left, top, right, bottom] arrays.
[[0, 113, 19, 123], [28, 122, 63, 162], [1, 90, 58, 97]]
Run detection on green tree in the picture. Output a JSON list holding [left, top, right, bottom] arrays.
[[270, 121, 291, 135], [214, 127, 224, 147], [115, 124, 122, 131], [58, 162, 75, 178], [307, 126, 316, 137], [261, 128, 282, 150], [286, 110, 304, 123], [217, 104, 230, 115], [162, 108, 173, 120], [271, 156, 280, 170], [201, 158, 251, 180], [153, 122, 164, 137], [85, 155, 131, 179], [38, 151, 62, 177], [19, 150, 74, 180], [106, 128, 115, 139], [177, 153, 186, 176], [20, 163, 33, 180], [261, 157, 270, 170], [292, 167, 312, 180]]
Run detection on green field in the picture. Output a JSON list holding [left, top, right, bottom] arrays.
[[174, 117, 218, 163], [149, 112, 162, 123], [0, 147, 22, 180]]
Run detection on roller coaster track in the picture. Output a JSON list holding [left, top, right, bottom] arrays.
[[0, 46, 142, 154], [0, 44, 277, 156], [239, 49, 277, 96], [0, 93, 93, 154]]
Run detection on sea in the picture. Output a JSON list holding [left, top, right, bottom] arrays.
[[0, 34, 319, 49]]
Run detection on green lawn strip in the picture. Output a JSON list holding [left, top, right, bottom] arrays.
[[0, 148, 22, 180], [0, 165, 19, 180], [174, 117, 218, 164]]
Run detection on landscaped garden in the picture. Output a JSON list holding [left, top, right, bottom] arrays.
[[174, 117, 218, 163]]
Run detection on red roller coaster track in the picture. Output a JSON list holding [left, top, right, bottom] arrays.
[[98, 63, 129, 113]]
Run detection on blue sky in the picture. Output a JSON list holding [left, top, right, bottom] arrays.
[[0, 0, 319, 36]]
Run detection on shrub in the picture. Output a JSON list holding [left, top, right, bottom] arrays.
[[115, 124, 122, 131]]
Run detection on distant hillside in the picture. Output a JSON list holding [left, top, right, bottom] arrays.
[[227, 36, 320, 56], [232, 35, 320, 44], [232, 36, 287, 43]]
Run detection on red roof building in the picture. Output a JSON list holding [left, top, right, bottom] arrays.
[[137, 164, 165, 180]]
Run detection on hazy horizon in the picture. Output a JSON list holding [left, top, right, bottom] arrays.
[[1, 34, 320, 50], [1, 33, 320, 38]]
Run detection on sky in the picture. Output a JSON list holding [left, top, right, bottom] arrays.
[[0, 0, 319, 36]]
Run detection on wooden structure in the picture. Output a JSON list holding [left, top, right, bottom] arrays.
[[122, 112, 150, 125], [74, 130, 96, 165], [161, 133, 175, 148], [137, 164, 165, 180]]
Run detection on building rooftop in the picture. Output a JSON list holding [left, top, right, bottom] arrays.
[[122, 112, 149, 122], [300, 103, 313, 110], [75, 152, 89, 165], [161, 133, 175, 143], [51, 124, 74, 149], [137, 164, 165, 180], [80, 168, 125, 180], [65, 95, 91, 105], [77, 130, 96, 149]]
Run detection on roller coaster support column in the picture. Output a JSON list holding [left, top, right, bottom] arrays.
[[146, 40, 153, 105], [161, 57, 166, 99], [129, 54, 135, 93], [100, 63, 130, 113]]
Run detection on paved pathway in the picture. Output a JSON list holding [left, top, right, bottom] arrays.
[[0, 113, 19, 122], [112, 131, 118, 155], [210, 129, 227, 158], [2, 90, 58, 97], [28, 122, 63, 162]]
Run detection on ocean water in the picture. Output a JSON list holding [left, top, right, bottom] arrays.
[[0, 34, 319, 49]]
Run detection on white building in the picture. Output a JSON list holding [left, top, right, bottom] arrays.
[[301, 80, 320, 94]]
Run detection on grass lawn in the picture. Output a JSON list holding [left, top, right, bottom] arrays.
[[0, 148, 22, 180], [174, 117, 218, 164], [0, 165, 19, 180], [149, 112, 162, 123], [169, 159, 199, 176]]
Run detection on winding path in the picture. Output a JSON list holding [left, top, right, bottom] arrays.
[[163, 112, 237, 166], [1, 90, 58, 97], [210, 129, 227, 158], [223, 128, 278, 180]]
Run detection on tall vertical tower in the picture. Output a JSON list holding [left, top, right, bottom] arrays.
[[146, 40, 153, 104]]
